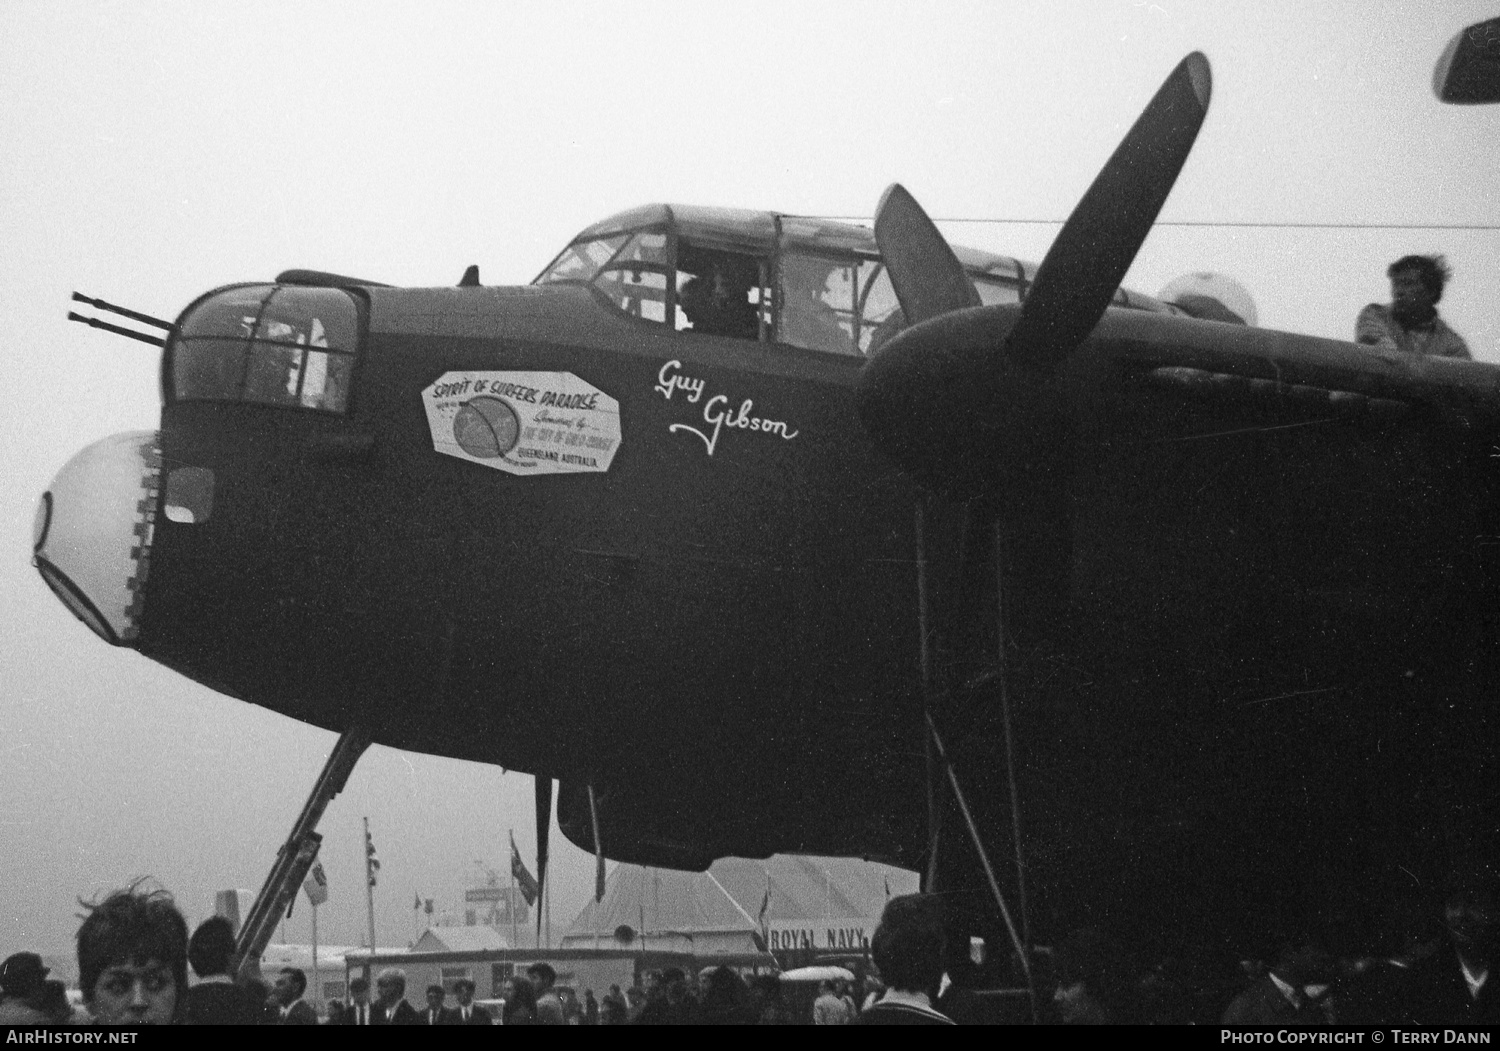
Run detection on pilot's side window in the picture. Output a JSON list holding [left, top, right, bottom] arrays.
[[858, 265, 1021, 355], [674, 244, 768, 341], [778, 251, 861, 356], [173, 285, 359, 413], [859, 264, 904, 355]]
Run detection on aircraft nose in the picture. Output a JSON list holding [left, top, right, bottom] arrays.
[[33, 431, 161, 646]]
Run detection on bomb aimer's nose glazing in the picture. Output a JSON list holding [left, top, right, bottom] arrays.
[[34, 431, 161, 646]]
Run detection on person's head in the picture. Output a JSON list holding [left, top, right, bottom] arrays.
[[610, 983, 620, 996], [0, 952, 50, 1001], [660, 966, 688, 1002], [454, 978, 474, 1006], [783, 254, 840, 302], [38, 980, 72, 1024], [245, 977, 271, 1008], [526, 961, 556, 993], [503, 976, 536, 1013], [425, 984, 445, 1010], [348, 976, 370, 1005], [1052, 927, 1130, 1024], [375, 967, 406, 1007], [1388, 254, 1452, 318], [818, 979, 833, 996], [274, 967, 306, 1006], [701, 966, 745, 1009], [187, 916, 236, 979], [870, 893, 946, 998], [699, 261, 750, 309], [679, 259, 755, 325], [751, 973, 782, 1003], [76, 885, 189, 1025]]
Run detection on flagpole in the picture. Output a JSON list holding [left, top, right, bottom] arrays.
[[311, 902, 320, 1014], [509, 828, 518, 948], [762, 868, 771, 956], [364, 817, 377, 954]]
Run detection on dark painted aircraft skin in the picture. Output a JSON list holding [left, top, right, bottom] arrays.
[[157, 284, 930, 867], [41, 227, 968, 870], [895, 306, 1500, 945], [36, 52, 1500, 954]]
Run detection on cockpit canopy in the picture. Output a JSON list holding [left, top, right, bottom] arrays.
[[536, 204, 1189, 357], [533, 204, 1036, 358]]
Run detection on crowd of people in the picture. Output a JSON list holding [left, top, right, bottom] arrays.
[[0, 883, 955, 1026], [5, 872, 1500, 1026], [1025, 884, 1500, 1026]]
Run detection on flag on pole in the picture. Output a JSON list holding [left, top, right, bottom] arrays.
[[510, 832, 539, 906], [752, 870, 771, 953], [365, 827, 380, 887], [303, 861, 329, 907], [413, 891, 421, 911]]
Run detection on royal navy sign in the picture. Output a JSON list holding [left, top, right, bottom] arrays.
[[766, 919, 875, 952]]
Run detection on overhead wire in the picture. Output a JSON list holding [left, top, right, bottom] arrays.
[[803, 216, 1500, 231]]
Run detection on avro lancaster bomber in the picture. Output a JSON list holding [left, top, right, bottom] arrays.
[[38, 52, 1500, 996]]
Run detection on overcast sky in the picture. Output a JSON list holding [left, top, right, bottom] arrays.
[[3, 1, 1497, 959]]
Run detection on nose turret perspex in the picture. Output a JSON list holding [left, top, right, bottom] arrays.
[[33, 431, 161, 646]]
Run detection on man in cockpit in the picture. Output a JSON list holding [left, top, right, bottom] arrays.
[[678, 260, 761, 340], [779, 255, 854, 355]]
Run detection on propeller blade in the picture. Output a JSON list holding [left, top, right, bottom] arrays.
[[873, 183, 981, 325], [535, 775, 552, 943], [1006, 51, 1211, 371]]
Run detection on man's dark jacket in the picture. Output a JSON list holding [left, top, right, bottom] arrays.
[[184, 981, 263, 1025]]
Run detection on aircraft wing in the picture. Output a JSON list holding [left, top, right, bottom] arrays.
[[1089, 309, 1499, 432], [859, 302, 1500, 502], [862, 50, 1497, 498]]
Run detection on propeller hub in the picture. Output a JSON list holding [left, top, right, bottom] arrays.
[[857, 305, 1068, 500], [861, 51, 1212, 501]]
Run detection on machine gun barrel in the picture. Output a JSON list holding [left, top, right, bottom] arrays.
[[70, 291, 172, 330], [66, 311, 166, 347]]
